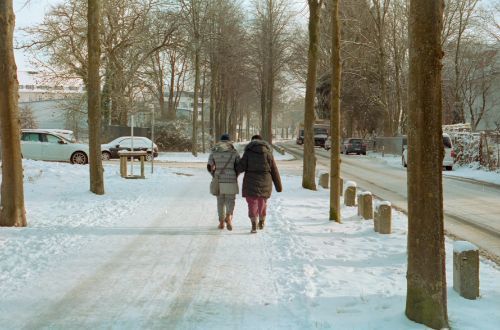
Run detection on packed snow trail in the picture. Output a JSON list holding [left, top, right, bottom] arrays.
[[1, 161, 499, 329]]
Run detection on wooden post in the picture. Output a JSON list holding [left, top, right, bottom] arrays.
[[453, 241, 480, 300], [340, 177, 343, 196], [120, 156, 126, 178], [344, 181, 356, 207], [140, 155, 145, 178]]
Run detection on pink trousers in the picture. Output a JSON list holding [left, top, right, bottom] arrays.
[[245, 197, 267, 218]]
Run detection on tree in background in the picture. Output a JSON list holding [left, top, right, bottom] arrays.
[[87, 0, 104, 195], [0, 0, 27, 227], [250, 0, 292, 144], [302, 0, 324, 191], [20, 105, 39, 129], [329, 0, 341, 222], [406, 0, 448, 328]]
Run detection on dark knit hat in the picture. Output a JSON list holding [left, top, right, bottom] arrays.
[[220, 133, 230, 141], [251, 134, 262, 141]]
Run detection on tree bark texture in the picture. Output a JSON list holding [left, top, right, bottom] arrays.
[[87, 0, 104, 195], [192, 46, 200, 156], [302, 0, 322, 191], [329, 0, 341, 222], [0, 0, 26, 227], [406, 0, 448, 328]]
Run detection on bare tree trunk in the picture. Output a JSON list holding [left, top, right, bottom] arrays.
[[201, 69, 206, 153], [192, 46, 200, 156], [406, 0, 448, 328], [302, 0, 323, 191], [167, 53, 177, 120], [88, 0, 104, 195], [329, 0, 341, 222], [0, 0, 26, 227]]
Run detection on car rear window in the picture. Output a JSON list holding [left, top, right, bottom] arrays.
[[21, 133, 40, 142], [350, 139, 363, 144]]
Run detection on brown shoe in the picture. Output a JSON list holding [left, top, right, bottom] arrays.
[[225, 214, 233, 231], [218, 220, 225, 230], [250, 218, 257, 234], [258, 217, 266, 230]]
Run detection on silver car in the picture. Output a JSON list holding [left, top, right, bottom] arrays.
[[21, 129, 89, 164]]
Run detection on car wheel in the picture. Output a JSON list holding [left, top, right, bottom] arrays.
[[145, 153, 153, 162], [362, 152, 366, 155], [402, 156, 407, 168], [101, 151, 111, 161], [71, 151, 88, 165], [445, 166, 452, 171]]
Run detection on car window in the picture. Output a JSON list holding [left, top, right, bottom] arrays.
[[45, 134, 62, 144], [119, 139, 132, 147], [21, 133, 40, 142], [443, 136, 452, 148]]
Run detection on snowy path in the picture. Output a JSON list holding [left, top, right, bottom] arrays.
[[1, 161, 499, 329]]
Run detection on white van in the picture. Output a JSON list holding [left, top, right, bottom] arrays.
[[402, 133, 455, 171]]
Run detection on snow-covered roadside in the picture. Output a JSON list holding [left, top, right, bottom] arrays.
[[366, 151, 500, 185], [267, 177, 500, 329], [0, 159, 498, 328]]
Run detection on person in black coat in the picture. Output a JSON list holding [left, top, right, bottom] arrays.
[[237, 135, 282, 233]]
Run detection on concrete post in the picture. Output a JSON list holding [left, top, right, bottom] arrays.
[[453, 241, 480, 300], [374, 202, 392, 234], [357, 194, 362, 215], [344, 181, 356, 207], [318, 172, 329, 189], [360, 192, 373, 220]]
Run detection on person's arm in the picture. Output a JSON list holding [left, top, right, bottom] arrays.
[[207, 153, 215, 176], [236, 151, 248, 174], [234, 151, 241, 174], [269, 154, 282, 192]]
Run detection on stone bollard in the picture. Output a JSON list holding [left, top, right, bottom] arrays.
[[344, 181, 357, 206], [453, 241, 480, 300], [357, 194, 363, 216], [374, 201, 392, 233], [318, 172, 329, 189], [360, 192, 373, 220]]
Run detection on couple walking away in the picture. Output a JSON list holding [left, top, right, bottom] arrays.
[[207, 134, 282, 233]]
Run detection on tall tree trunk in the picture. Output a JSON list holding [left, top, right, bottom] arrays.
[[201, 69, 206, 153], [88, 0, 104, 195], [302, 0, 322, 191], [329, 0, 341, 223], [0, 0, 26, 227], [406, 0, 448, 328], [192, 45, 200, 156], [167, 54, 177, 120]]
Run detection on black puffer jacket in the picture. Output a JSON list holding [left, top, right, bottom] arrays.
[[237, 140, 282, 198]]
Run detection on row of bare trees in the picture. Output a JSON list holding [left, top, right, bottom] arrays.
[[303, 0, 457, 328]]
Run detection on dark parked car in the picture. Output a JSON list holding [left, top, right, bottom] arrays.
[[101, 136, 158, 161], [341, 138, 366, 155]]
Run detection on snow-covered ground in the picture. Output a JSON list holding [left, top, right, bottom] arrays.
[[0, 157, 499, 329], [366, 151, 500, 185]]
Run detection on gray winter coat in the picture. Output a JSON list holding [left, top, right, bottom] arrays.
[[207, 141, 240, 194], [237, 140, 282, 198]]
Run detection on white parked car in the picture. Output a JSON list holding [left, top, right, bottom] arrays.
[[402, 133, 455, 170], [101, 136, 158, 161], [21, 129, 89, 164]]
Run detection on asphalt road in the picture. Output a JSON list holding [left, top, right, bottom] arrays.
[[280, 142, 500, 261]]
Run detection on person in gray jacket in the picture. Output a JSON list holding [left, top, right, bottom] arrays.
[[207, 133, 240, 230]]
